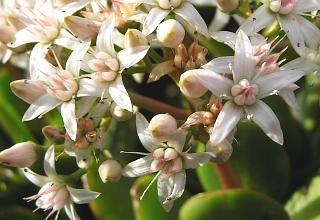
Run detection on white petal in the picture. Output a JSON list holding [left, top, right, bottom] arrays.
[[9, 27, 39, 47], [210, 31, 236, 49], [234, 30, 255, 82], [175, 2, 209, 36], [142, 7, 169, 36], [64, 202, 80, 220], [167, 130, 186, 153], [22, 168, 50, 187], [96, 14, 116, 57], [196, 69, 233, 97], [109, 76, 132, 112], [157, 172, 174, 212], [66, 41, 91, 77], [67, 186, 100, 204], [58, 0, 90, 22], [278, 14, 305, 56], [240, 5, 274, 36], [202, 56, 234, 73], [136, 112, 164, 152], [117, 45, 150, 69], [148, 60, 176, 83], [254, 70, 304, 99], [295, 15, 320, 50], [44, 145, 58, 178], [76, 96, 96, 118], [61, 100, 77, 141], [208, 11, 231, 33], [77, 78, 106, 97], [54, 29, 81, 50], [183, 152, 212, 169], [29, 43, 50, 80], [116, 0, 157, 4], [87, 101, 110, 125], [244, 100, 283, 145], [282, 57, 314, 73], [210, 100, 243, 145], [22, 94, 61, 121], [279, 84, 300, 109], [168, 170, 186, 200], [122, 155, 153, 177], [293, 0, 320, 13]]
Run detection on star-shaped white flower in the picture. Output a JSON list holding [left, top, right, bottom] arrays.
[[196, 30, 305, 146], [122, 112, 212, 211], [23, 146, 100, 220], [240, 0, 320, 56]]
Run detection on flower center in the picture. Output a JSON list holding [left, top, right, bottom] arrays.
[[269, 0, 296, 14], [150, 147, 182, 174], [158, 0, 182, 9], [231, 79, 259, 106]]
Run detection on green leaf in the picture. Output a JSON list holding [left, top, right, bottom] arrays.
[[179, 189, 289, 220], [285, 175, 320, 220]]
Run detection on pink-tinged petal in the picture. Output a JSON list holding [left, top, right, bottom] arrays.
[[175, 2, 209, 36], [109, 76, 132, 112], [44, 145, 58, 178], [244, 100, 283, 145], [54, 29, 82, 50], [77, 78, 106, 97], [29, 43, 50, 80], [64, 16, 98, 41], [208, 10, 231, 33], [142, 7, 169, 36], [10, 79, 46, 104], [211, 31, 236, 49], [278, 14, 305, 56], [202, 56, 234, 73], [279, 84, 300, 109], [210, 100, 243, 145], [76, 97, 97, 118], [295, 15, 320, 50], [254, 70, 304, 99], [61, 99, 77, 141], [136, 112, 164, 152], [67, 186, 100, 204], [183, 152, 212, 169], [116, 0, 157, 5], [66, 41, 91, 77], [240, 5, 275, 36], [96, 15, 116, 57], [23, 168, 50, 187], [9, 27, 39, 48], [22, 94, 61, 121], [196, 69, 233, 97], [117, 45, 150, 69], [64, 201, 81, 220], [282, 57, 314, 73], [148, 60, 176, 83], [167, 130, 186, 153], [234, 30, 255, 82], [58, 0, 90, 22], [293, 0, 320, 13], [122, 155, 154, 177]]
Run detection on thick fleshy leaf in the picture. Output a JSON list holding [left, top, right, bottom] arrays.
[[142, 7, 169, 36], [96, 15, 116, 57], [210, 31, 236, 49], [61, 99, 77, 141], [64, 201, 80, 220], [66, 41, 91, 77], [254, 69, 304, 99], [22, 94, 61, 121], [240, 5, 275, 36], [117, 45, 150, 69], [22, 168, 50, 187], [210, 100, 243, 145], [183, 152, 212, 169], [196, 69, 233, 97], [244, 100, 283, 145], [148, 61, 176, 83], [44, 145, 58, 178], [202, 56, 233, 73], [175, 2, 209, 36], [122, 155, 153, 177], [109, 76, 132, 112], [234, 30, 255, 82], [77, 78, 106, 97], [67, 186, 100, 204]]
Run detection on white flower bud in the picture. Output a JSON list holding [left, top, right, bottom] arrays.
[[179, 70, 207, 98], [0, 142, 37, 168], [157, 0, 182, 9], [147, 114, 177, 142], [110, 102, 133, 121], [98, 160, 122, 183], [124, 29, 148, 48], [156, 19, 185, 48], [216, 0, 239, 13], [206, 140, 233, 163]]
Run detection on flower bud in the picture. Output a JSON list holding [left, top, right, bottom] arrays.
[[147, 114, 177, 142], [156, 19, 185, 48], [64, 16, 99, 41], [124, 29, 148, 48], [98, 160, 122, 183], [206, 140, 233, 163], [0, 142, 38, 168], [42, 126, 65, 142], [216, 0, 239, 13], [179, 70, 207, 98], [110, 102, 133, 121], [157, 0, 182, 9]]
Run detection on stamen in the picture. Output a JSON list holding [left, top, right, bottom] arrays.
[[140, 172, 161, 200], [120, 151, 149, 156]]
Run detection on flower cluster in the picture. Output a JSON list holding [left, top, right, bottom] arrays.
[[0, 0, 319, 219]]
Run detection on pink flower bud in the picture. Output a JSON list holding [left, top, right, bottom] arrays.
[[157, 0, 182, 9], [157, 19, 185, 48], [164, 148, 178, 161], [98, 160, 122, 183], [179, 70, 208, 98], [216, 0, 240, 13], [0, 142, 37, 168], [147, 114, 177, 142]]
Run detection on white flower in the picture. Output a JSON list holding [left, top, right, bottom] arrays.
[[23, 146, 100, 220], [117, 0, 209, 36], [240, 0, 320, 56], [78, 14, 150, 112], [122, 112, 212, 211], [196, 30, 305, 146], [11, 41, 91, 140]]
